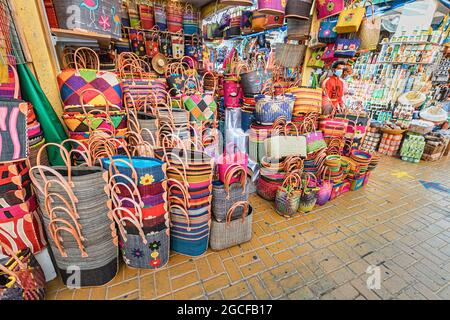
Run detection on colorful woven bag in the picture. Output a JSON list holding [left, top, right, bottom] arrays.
[[316, 0, 344, 20], [336, 1, 366, 33], [318, 18, 338, 43], [182, 74, 218, 123], [57, 48, 122, 108], [257, 0, 287, 15]]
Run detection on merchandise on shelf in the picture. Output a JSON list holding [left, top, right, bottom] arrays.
[[400, 132, 426, 163]]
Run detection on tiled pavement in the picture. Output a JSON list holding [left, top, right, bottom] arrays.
[[46, 156, 450, 300]]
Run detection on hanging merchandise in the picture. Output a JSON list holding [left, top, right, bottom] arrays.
[[145, 30, 160, 57], [212, 165, 249, 223], [0, 244, 45, 300], [334, 37, 361, 58], [336, 0, 367, 34], [275, 42, 307, 69], [258, 0, 287, 15], [318, 17, 338, 43], [57, 48, 123, 108], [266, 14, 285, 29], [307, 47, 326, 68], [183, 3, 200, 35], [127, 0, 141, 28], [252, 10, 267, 32], [167, 0, 183, 33], [287, 18, 312, 40], [210, 201, 253, 251], [285, 0, 313, 20], [159, 32, 172, 57], [185, 35, 201, 61], [154, 0, 167, 30], [240, 63, 273, 97], [223, 73, 242, 109], [139, 1, 155, 29], [316, 0, 344, 20], [129, 29, 147, 57], [321, 43, 336, 62], [357, 13, 381, 50], [172, 32, 185, 59], [241, 10, 253, 34], [182, 75, 218, 123]]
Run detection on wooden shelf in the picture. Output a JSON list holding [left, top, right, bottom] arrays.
[[51, 28, 113, 47]]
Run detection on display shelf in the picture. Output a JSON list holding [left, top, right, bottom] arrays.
[[51, 28, 113, 47], [122, 26, 199, 37], [381, 41, 440, 46]]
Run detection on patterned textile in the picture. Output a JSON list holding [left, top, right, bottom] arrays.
[[57, 69, 122, 108], [0, 100, 27, 162], [0, 65, 20, 99], [182, 94, 217, 122]]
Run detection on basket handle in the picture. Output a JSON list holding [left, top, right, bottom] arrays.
[[223, 164, 247, 200], [226, 201, 249, 225]]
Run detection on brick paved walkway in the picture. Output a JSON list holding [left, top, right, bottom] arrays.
[[46, 156, 450, 300]]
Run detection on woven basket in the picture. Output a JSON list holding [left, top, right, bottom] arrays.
[[210, 201, 253, 251]]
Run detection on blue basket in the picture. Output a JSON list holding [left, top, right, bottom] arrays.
[[171, 234, 209, 257], [255, 94, 294, 125], [101, 156, 166, 183]]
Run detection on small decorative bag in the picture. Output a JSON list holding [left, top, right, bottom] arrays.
[[171, 33, 185, 59], [307, 48, 325, 68], [298, 173, 319, 213], [145, 30, 160, 57], [334, 37, 361, 58], [336, 1, 367, 33], [181, 75, 218, 123], [316, 0, 344, 20], [183, 3, 200, 35], [318, 18, 338, 43], [321, 43, 336, 62]]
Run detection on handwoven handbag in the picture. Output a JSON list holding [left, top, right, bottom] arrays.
[[129, 29, 147, 57], [0, 196, 46, 256], [274, 43, 307, 69], [223, 73, 242, 108], [334, 37, 361, 58], [30, 141, 119, 287], [181, 75, 218, 123], [154, 0, 167, 30], [287, 18, 312, 40], [336, 1, 367, 33], [318, 18, 338, 43], [322, 43, 336, 62], [265, 127, 307, 158], [298, 173, 319, 213], [210, 201, 253, 251], [139, 1, 155, 29], [255, 92, 295, 125], [266, 14, 285, 29], [127, 0, 141, 28], [240, 62, 273, 96], [302, 118, 328, 154], [316, 169, 333, 206], [257, 0, 286, 15], [167, 0, 183, 33], [183, 3, 200, 35], [287, 81, 323, 115], [57, 47, 122, 108], [0, 244, 45, 300], [256, 175, 282, 201], [358, 12, 381, 51], [212, 165, 249, 222], [285, 0, 313, 20], [252, 11, 267, 32], [172, 32, 185, 59], [144, 31, 160, 58], [274, 171, 302, 217], [0, 97, 28, 162], [307, 48, 325, 68], [316, 0, 344, 19]]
